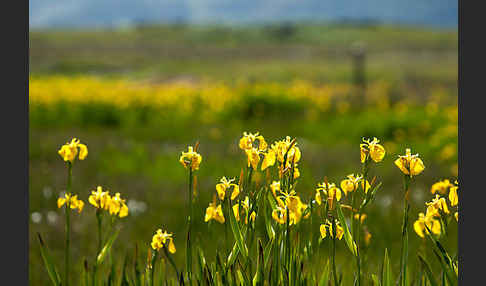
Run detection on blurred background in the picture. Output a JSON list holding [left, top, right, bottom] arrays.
[[29, 1, 457, 285]]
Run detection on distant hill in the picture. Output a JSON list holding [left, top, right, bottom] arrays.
[[29, 0, 457, 29]]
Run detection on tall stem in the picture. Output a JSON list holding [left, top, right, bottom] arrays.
[[187, 168, 194, 284], [399, 176, 411, 286], [331, 215, 339, 286], [64, 162, 72, 286]]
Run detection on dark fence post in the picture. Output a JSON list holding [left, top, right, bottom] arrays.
[[350, 42, 367, 106]]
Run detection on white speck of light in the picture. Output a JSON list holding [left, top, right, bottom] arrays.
[[31, 212, 42, 224], [47, 211, 59, 225], [43, 186, 53, 198]]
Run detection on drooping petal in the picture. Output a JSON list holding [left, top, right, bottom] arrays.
[[449, 186, 458, 206], [369, 144, 385, 162], [216, 184, 226, 201], [78, 144, 88, 160], [57, 197, 66, 208], [168, 239, 176, 254], [230, 185, 240, 201], [261, 150, 276, 171], [410, 157, 425, 176], [320, 224, 327, 239], [119, 204, 129, 218], [394, 158, 410, 175]]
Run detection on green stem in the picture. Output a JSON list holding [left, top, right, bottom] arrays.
[[151, 251, 158, 286], [96, 209, 103, 254], [286, 206, 291, 275], [93, 209, 103, 286], [331, 216, 339, 286], [163, 246, 180, 279], [187, 168, 194, 284], [399, 176, 411, 286], [65, 162, 72, 286]]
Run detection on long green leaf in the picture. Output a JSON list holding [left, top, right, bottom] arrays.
[[252, 239, 264, 286], [318, 259, 330, 286], [418, 254, 438, 286], [263, 237, 274, 272], [228, 201, 249, 260], [227, 242, 240, 267], [97, 228, 120, 265], [382, 248, 393, 286], [37, 233, 61, 286], [371, 274, 381, 286], [336, 202, 357, 256]]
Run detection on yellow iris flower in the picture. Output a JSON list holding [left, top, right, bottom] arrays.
[[58, 138, 88, 163], [340, 174, 369, 195], [272, 190, 308, 225], [426, 194, 450, 217], [232, 196, 256, 224], [151, 229, 176, 253], [360, 137, 385, 163], [320, 220, 344, 240], [430, 179, 453, 195], [454, 212, 458, 222], [273, 136, 301, 165], [394, 148, 425, 177], [204, 200, 225, 224], [216, 177, 240, 201], [88, 186, 111, 209], [413, 212, 441, 238], [239, 132, 267, 152], [239, 132, 268, 170], [179, 146, 202, 171], [57, 193, 85, 213], [108, 192, 129, 218], [315, 182, 342, 205], [245, 148, 262, 169]]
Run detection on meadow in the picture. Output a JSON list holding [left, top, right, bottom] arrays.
[[29, 24, 458, 285]]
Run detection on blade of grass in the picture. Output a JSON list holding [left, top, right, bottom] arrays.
[[336, 202, 357, 256], [37, 233, 61, 286]]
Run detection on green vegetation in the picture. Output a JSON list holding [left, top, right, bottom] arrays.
[[29, 24, 457, 285]]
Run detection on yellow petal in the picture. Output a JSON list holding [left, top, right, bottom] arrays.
[[410, 158, 425, 176], [230, 185, 240, 201], [232, 204, 240, 221], [261, 150, 276, 171], [89, 195, 99, 208], [413, 220, 425, 238], [320, 224, 327, 239], [315, 191, 321, 205], [119, 204, 129, 218], [57, 197, 66, 208], [168, 239, 176, 254], [78, 144, 88, 160], [336, 225, 344, 240], [216, 184, 226, 201], [340, 180, 354, 195], [77, 200, 84, 213], [370, 144, 385, 162], [394, 158, 409, 175], [204, 206, 213, 222], [449, 187, 458, 207]]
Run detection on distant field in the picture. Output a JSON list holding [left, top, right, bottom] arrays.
[[29, 24, 457, 87]]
